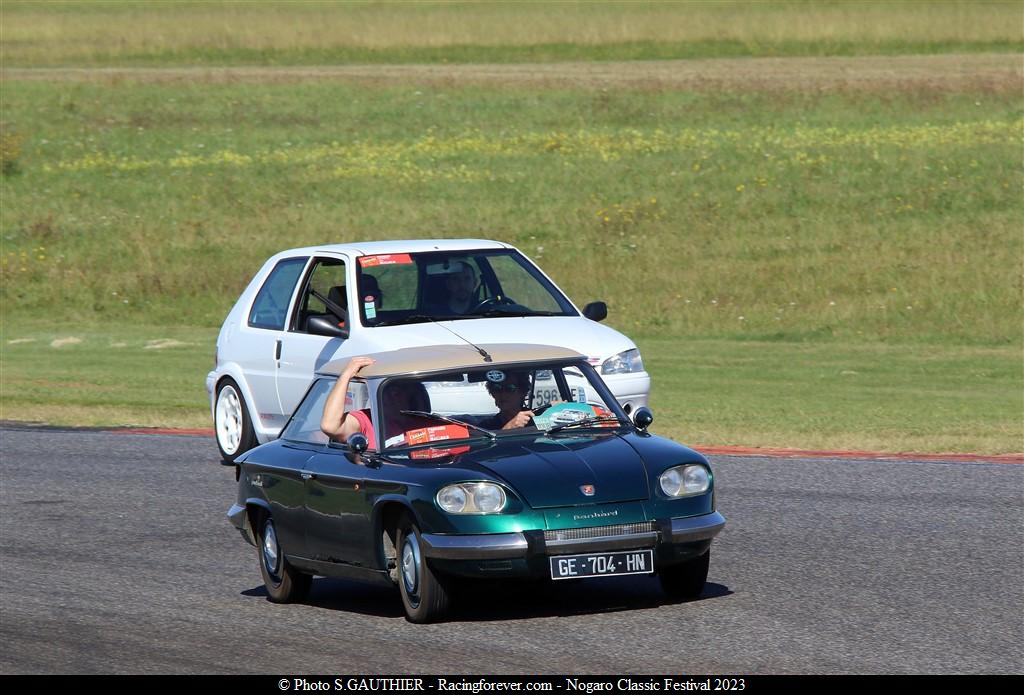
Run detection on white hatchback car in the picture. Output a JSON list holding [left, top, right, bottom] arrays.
[[207, 239, 650, 461]]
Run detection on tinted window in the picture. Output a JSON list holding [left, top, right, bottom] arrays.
[[249, 257, 307, 330]]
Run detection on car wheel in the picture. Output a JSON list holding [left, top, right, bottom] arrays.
[[396, 515, 452, 623], [215, 378, 256, 463], [659, 550, 710, 600], [257, 516, 312, 603]]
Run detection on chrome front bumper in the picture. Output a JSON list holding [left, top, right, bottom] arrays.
[[420, 511, 725, 560]]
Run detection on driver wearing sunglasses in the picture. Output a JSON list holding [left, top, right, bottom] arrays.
[[482, 372, 536, 431]]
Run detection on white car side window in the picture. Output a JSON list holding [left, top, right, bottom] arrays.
[[249, 257, 307, 330]]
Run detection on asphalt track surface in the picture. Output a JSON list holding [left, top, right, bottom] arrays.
[[1, 426, 1021, 675]]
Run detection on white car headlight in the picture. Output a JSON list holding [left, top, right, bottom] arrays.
[[659, 464, 711, 498], [601, 348, 644, 374], [436, 482, 508, 514]]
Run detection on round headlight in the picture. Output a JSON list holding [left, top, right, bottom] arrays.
[[436, 485, 467, 513], [436, 482, 508, 514], [659, 467, 684, 497], [683, 465, 710, 494], [472, 483, 506, 514], [659, 464, 710, 497]]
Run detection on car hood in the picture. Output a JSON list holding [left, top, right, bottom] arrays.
[[353, 316, 636, 363], [459, 432, 651, 508]]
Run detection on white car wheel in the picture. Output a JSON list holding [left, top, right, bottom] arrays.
[[215, 378, 256, 462]]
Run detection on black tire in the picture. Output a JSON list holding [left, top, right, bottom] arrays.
[[257, 515, 312, 603], [215, 378, 257, 463], [396, 514, 452, 623], [659, 550, 710, 600]]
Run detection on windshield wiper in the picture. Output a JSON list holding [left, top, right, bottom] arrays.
[[400, 411, 497, 440], [545, 415, 625, 435]]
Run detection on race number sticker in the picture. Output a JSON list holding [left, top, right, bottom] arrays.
[[359, 254, 413, 267]]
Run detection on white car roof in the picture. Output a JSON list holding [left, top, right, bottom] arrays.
[[272, 238, 509, 259]]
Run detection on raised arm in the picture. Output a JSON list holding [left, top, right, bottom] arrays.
[[320, 356, 375, 441]]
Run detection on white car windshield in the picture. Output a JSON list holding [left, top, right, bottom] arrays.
[[354, 249, 576, 326]]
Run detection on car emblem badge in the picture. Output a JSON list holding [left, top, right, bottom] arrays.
[[580, 484, 595, 496]]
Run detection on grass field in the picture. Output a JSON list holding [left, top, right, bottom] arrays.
[[2, 321, 1019, 454], [1, 2, 1021, 454], [2, 72, 1020, 342], [2, 1, 1021, 66]]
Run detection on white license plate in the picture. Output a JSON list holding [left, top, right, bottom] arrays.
[[549, 549, 654, 580]]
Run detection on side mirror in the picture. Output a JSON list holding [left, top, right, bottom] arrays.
[[583, 301, 608, 322], [633, 407, 654, 432], [347, 433, 368, 453], [307, 315, 348, 338]]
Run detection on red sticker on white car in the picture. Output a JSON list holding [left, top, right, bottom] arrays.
[[359, 254, 413, 267]]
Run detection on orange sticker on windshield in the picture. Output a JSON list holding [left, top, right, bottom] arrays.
[[593, 405, 619, 427], [410, 445, 471, 460], [404, 424, 470, 446], [359, 254, 413, 267]]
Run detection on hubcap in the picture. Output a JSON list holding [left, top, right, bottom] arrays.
[[216, 385, 243, 454], [262, 521, 280, 575], [401, 534, 420, 598]]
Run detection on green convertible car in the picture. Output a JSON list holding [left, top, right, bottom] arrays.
[[227, 343, 725, 622]]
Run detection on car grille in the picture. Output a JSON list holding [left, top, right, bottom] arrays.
[[544, 521, 655, 542]]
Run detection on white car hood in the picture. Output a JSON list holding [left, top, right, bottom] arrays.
[[349, 316, 635, 363]]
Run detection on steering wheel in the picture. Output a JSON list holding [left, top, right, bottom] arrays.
[[531, 403, 553, 416], [469, 295, 515, 314]]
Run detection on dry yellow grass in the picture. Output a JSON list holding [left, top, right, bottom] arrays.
[[4, 53, 1022, 94], [2, 0, 1021, 64]]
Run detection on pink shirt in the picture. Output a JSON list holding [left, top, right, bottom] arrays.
[[350, 409, 376, 450]]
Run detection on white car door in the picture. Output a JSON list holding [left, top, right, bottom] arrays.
[[242, 255, 310, 433], [275, 256, 352, 420]]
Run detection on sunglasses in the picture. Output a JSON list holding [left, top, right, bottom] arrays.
[[489, 383, 527, 393]]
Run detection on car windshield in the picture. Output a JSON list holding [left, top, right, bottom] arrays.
[[354, 249, 576, 326], [378, 360, 628, 449]]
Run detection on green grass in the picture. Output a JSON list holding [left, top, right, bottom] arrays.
[[1, 321, 1020, 454], [0, 322, 215, 430], [2, 1, 1021, 66], [1, 2, 1021, 454], [640, 335, 1023, 454], [1, 79, 1021, 344]]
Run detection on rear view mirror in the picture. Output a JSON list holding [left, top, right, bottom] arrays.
[[633, 407, 654, 432], [348, 433, 369, 453], [583, 302, 608, 322]]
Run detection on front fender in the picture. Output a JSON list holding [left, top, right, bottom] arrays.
[[369, 495, 418, 572], [227, 497, 273, 547]]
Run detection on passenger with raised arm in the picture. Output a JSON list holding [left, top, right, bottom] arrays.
[[321, 356, 436, 449], [320, 356, 377, 446]]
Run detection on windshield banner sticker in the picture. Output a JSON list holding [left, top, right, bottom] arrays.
[[359, 254, 413, 267], [402, 424, 471, 447]]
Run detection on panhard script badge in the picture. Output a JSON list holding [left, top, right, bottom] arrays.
[[580, 484, 595, 496]]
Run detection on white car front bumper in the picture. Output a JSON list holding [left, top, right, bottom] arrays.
[[601, 370, 651, 414]]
